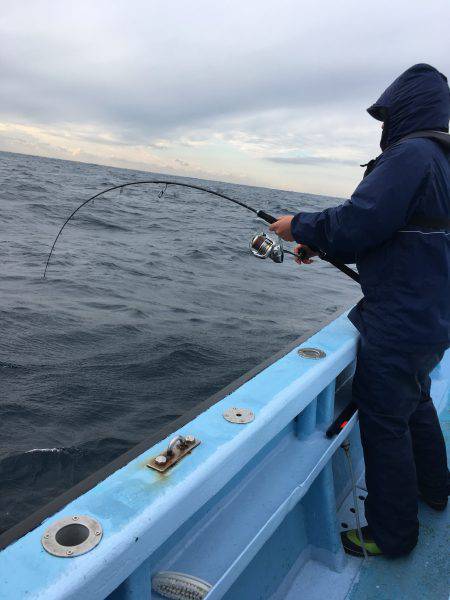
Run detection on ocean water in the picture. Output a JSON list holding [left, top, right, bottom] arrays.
[[0, 150, 360, 534]]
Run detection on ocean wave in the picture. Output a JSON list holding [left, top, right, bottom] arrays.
[[25, 447, 63, 453], [77, 215, 130, 231]]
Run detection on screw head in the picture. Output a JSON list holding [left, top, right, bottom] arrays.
[[72, 516, 79, 521], [66, 550, 73, 556], [155, 455, 167, 465], [44, 533, 50, 539], [185, 435, 195, 443], [95, 530, 101, 536]]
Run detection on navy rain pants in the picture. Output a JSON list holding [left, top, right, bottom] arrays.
[[352, 337, 449, 556]]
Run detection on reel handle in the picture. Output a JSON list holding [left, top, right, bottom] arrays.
[[256, 210, 308, 260]]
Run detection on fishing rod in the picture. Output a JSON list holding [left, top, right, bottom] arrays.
[[43, 180, 360, 283]]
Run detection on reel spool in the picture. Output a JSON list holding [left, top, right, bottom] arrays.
[[250, 232, 284, 263]]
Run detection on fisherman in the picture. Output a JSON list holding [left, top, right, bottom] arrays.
[[270, 63, 450, 558]]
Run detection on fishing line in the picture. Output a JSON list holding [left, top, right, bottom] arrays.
[[43, 180, 360, 283], [43, 180, 261, 278]]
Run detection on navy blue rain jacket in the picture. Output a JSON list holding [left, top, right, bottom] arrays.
[[291, 64, 450, 350]]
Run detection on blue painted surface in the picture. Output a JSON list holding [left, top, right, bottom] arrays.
[[0, 312, 448, 600]]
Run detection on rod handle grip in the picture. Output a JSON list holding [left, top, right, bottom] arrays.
[[325, 402, 358, 438], [256, 210, 277, 224]]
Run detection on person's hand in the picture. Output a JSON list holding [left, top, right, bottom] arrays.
[[268, 216, 294, 241], [294, 244, 318, 265]]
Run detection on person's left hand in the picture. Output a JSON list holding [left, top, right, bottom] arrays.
[[269, 215, 295, 241]]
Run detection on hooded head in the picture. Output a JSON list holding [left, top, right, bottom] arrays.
[[368, 63, 450, 150]]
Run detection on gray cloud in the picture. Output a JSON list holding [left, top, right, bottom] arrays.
[[2, 2, 449, 138], [266, 156, 358, 166], [0, 0, 449, 195]]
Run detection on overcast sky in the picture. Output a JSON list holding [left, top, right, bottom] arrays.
[[1, 1, 449, 196]]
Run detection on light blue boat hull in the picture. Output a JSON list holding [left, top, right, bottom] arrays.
[[1, 312, 449, 599]]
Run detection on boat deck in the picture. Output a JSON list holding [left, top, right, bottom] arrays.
[[284, 390, 450, 600], [349, 396, 449, 600]]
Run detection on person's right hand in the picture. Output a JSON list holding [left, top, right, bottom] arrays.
[[294, 244, 318, 265]]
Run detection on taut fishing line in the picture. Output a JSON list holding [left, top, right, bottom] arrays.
[[43, 180, 359, 283]]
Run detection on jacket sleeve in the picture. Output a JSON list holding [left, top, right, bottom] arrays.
[[290, 141, 431, 258]]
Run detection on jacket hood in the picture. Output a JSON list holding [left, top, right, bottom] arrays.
[[368, 63, 450, 150]]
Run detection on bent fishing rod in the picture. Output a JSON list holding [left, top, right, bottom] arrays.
[[43, 179, 359, 284]]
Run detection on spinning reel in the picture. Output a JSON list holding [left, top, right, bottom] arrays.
[[250, 232, 301, 263], [250, 232, 285, 263]]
